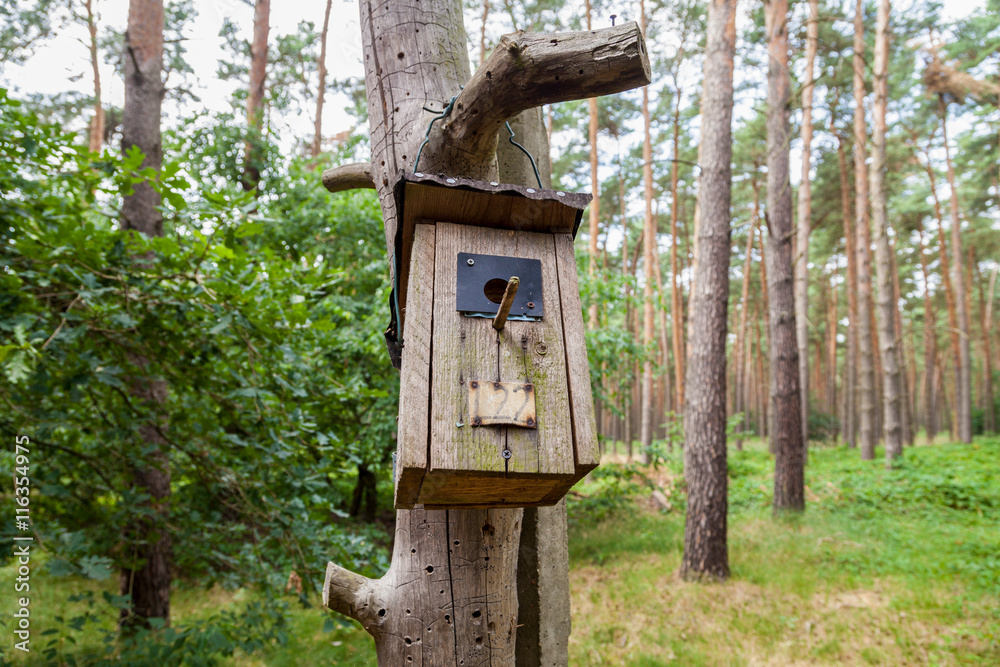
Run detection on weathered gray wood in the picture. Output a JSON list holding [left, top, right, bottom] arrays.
[[431, 222, 507, 476], [326, 2, 649, 664], [394, 173, 590, 334], [321, 162, 375, 192], [423, 22, 651, 172], [553, 233, 599, 472], [394, 224, 435, 508]]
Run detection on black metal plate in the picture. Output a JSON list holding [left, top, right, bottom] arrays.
[[456, 252, 543, 319]]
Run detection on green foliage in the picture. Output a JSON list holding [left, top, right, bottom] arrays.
[[0, 88, 395, 663]]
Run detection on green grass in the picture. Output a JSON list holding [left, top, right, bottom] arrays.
[[4, 438, 998, 665]]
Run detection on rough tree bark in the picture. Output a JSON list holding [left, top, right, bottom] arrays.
[[916, 219, 939, 440], [669, 63, 686, 425], [311, 0, 333, 158], [852, 0, 877, 459], [86, 0, 103, 154], [869, 0, 903, 465], [119, 0, 169, 629], [835, 120, 857, 447], [322, 4, 649, 663], [982, 266, 998, 434], [639, 0, 656, 463], [939, 97, 973, 443], [734, 215, 757, 450], [765, 0, 804, 511], [681, 0, 737, 580], [795, 0, 819, 447], [242, 0, 270, 191]]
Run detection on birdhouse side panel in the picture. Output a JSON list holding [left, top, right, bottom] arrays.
[[394, 223, 437, 508], [554, 233, 599, 472]]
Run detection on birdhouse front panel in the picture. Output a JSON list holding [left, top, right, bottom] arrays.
[[391, 173, 599, 509]]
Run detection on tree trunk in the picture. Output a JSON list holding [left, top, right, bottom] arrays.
[[242, 0, 270, 191], [86, 0, 104, 154], [670, 64, 686, 420], [890, 242, 913, 446], [982, 266, 998, 434], [795, 0, 818, 448], [586, 0, 600, 330], [921, 147, 961, 440], [323, 4, 649, 663], [939, 97, 973, 443], [734, 214, 757, 450], [311, 0, 333, 158], [350, 464, 378, 523], [852, 0, 877, 460], [917, 220, 939, 441], [826, 275, 839, 428], [120, 0, 169, 630], [869, 0, 903, 465], [639, 0, 656, 463], [479, 0, 489, 65], [680, 0, 736, 580], [765, 0, 804, 511], [836, 127, 858, 449]]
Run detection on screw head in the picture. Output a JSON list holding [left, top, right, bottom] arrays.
[[472, 417, 482, 426], [470, 380, 478, 388], [527, 301, 535, 309], [535, 342, 547, 355], [525, 418, 536, 428], [501, 449, 512, 460], [467, 258, 475, 266]]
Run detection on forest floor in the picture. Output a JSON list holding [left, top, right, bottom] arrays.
[[2, 437, 997, 666]]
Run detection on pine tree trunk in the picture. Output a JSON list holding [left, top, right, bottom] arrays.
[[670, 63, 686, 419], [917, 220, 939, 441], [311, 0, 333, 158], [680, 0, 737, 579], [639, 0, 655, 463], [120, 0, 169, 630], [836, 128, 858, 448], [765, 0, 804, 510], [86, 0, 103, 154], [852, 0, 877, 459], [734, 216, 757, 450], [826, 276, 839, 429], [795, 0, 818, 449], [922, 149, 962, 440], [479, 0, 489, 65], [870, 0, 903, 465], [243, 0, 270, 191], [939, 98, 973, 443], [982, 266, 998, 434], [890, 242, 913, 446], [586, 0, 600, 331]]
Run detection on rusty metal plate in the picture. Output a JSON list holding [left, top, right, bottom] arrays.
[[469, 380, 536, 428]]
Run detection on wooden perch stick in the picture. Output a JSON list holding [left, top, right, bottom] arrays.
[[322, 162, 375, 193], [493, 276, 520, 331], [423, 21, 651, 172]]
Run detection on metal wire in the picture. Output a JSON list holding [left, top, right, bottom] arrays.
[[413, 95, 458, 173], [505, 121, 543, 189]]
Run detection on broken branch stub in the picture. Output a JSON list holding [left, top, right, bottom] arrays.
[[420, 21, 651, 174], [322, 162, 375, 192]]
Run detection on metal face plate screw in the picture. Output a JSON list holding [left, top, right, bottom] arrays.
[[501, 449, 512, 460], [526, 301, 535, 309], [467, 258, 475, 266]]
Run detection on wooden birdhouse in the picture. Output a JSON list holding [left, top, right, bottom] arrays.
[[390, 171, 599, 509]]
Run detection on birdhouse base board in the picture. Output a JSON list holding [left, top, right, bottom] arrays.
[[393, 465, 597, 510]]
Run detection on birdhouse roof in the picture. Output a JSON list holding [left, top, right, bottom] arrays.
[[394, 171, 592, 238]]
